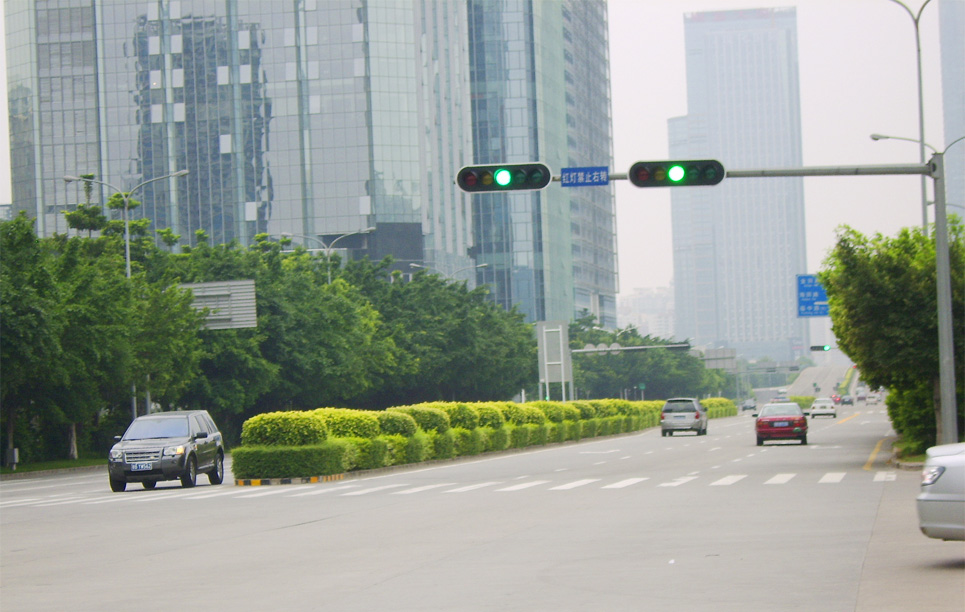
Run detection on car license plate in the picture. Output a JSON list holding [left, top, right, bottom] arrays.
[[674, 415, 686, 419], [132, 462, 153, 471], [774, 421, 789, 427]]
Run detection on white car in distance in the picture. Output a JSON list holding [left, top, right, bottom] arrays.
[[809, 397, 837, 418]]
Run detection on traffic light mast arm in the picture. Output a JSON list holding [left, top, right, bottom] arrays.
[[725, 163, 930, 178]]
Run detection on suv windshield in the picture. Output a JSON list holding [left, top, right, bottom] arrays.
[[123, 417, 189, 440]]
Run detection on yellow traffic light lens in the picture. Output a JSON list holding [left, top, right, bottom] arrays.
[[494, 168, 512, 186]]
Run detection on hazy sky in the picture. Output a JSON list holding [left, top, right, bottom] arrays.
[[0, 1, 951, 296]]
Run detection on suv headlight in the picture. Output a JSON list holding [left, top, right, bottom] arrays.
[[110, 449, 123, 461], [163, 445, 186, 457], [921, 465, 945, 486]]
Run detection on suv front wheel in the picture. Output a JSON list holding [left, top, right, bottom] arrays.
[[180, 456, 197, 488]]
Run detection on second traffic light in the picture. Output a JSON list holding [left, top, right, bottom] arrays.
[[628, 159, 725, 187], [457, 163, 552, 193], [810, 345, 832, 351]]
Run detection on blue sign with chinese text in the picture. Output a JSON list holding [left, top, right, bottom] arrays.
[[560, 166, 609, 187], [797, 274, 829, 317]]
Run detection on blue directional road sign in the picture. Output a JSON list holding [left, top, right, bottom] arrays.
[[560, 166, 609, 187], [797, 274, 829, 317]]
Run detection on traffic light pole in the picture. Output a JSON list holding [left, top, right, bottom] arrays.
[[722, 157, 957, 445]]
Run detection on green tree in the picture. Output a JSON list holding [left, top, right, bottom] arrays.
[[0, 214, 66, 462], [819, 221, 964, 447]]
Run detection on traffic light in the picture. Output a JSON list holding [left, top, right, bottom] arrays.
[[810, 345, 831, 351], [628, 159, 725, 187], [456, 163, 552, 192]]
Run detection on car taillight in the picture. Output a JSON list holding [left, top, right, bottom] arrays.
[[661, 412, 667, 421], [694, 412, 700, 419]]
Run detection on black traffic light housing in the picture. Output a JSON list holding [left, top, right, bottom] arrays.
[[810, 345, 832, 351], [457, 163, 552, 193], [628, 159, 725, 187]]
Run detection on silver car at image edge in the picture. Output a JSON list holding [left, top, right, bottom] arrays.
[[917, 442, 965, 541]]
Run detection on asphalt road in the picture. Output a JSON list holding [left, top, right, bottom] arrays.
[[2, 406, 962, 611]]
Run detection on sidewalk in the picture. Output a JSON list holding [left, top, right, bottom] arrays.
[[856, 467, 965, 611]]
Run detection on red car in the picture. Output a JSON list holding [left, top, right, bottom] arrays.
[[755, 402, 808, 446]]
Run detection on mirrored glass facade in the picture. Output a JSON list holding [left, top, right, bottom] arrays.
[[467, 0, 616, 325], [7, 0, 473, 275]]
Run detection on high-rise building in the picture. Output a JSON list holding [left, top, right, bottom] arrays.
[[6, 0, 616, 325], [669, 8, 808, 361], [6, 0, 474, 277], [466, 0, 617, 326], [940, 0, 964, 219]]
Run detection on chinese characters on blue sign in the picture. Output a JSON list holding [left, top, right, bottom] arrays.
[[797, 274, 829, 317], [560, 166, 609, 187]]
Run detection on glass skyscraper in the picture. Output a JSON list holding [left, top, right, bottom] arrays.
[[670, 8, 808, 361], [7, 0, 616, 324], [467, 0, 616, 325]]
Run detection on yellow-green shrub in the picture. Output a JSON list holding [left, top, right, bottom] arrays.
[[376, 410, 418, 437], [388, 405, 451, 433], [240, 411, 328, 446], [313, 408, 380, 438]]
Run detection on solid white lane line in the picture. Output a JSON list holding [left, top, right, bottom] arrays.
[[234, 487, 296, 498], [549, 479, 600, 490], [602, 478, 649, 489]]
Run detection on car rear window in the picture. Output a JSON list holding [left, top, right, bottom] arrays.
[[759, 404, 803, 417], [664, 402, 697, 413]]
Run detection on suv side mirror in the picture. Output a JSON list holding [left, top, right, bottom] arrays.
[[194, 431, 208, 440], [114, 435, 122, 442]]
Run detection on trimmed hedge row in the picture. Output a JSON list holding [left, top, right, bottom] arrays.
[[231, 398, 736, 479]]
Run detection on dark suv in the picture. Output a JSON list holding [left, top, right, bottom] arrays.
[[108, 410, 225, 492]]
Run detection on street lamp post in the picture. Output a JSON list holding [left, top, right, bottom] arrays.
[[886, 0, 934, 231], [64, 170, 189, 420], [410, 262, 489, 280], [280, 228, 375, 283], [64, 170, 189, 279]]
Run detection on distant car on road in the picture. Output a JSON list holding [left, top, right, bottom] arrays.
[[866, 392, 880, 405], [840, 395, 854, 405], [740, 399, 757, 412], [754, 402, 808, 446], [917, 442, 965, 541], [660, 398, 708, 436], [108, 410, 225, 492], [809, 398, 837, 418], [831, 394, 841, 404]]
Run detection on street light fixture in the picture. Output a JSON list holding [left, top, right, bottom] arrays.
[[280, 228, 375, 283], [885, 0, 934, 231], [409, 262, 488, 280], [64, 170, 189, 421]]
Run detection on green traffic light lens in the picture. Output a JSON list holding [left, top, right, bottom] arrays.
[[494, 168, 512, 186], [668, 165, 686, 182]]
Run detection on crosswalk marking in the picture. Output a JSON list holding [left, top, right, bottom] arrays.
[[710, 475, 747, 486], [2, 468, 905, 508], [549, 479, 600, 490], [445, 481, 503, 493], [658, 476, 698, 487], [765, 473, 796, 485], [602, 478, 649, 489], [496, 480, 550, 492], [287, 484, 359, 497], [341, 484, 408, 496], [394, 483, 457, 495]]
